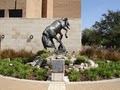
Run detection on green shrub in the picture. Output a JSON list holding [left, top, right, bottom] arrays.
[[68, 68, 80, 81], [35, 68, 46, 80], [0, 60, 12, 76], [37, 50, 51, 56], [74, 56, 88, 65], [40, 53, 50, 61], [37, 50, 49, 55], [33, 67, 39, 73], [22, 56, 35, 64], [103, 71, 113, 79], [36, 50, 52, 67], [37, 50, 52, 61], [113, 70, 120, 77], [82, 60, 120, 81], [0, 58, 120, 81], [11, 60, 32, 78], [18, 70, 32, 79], [95, 59, 105, 66], [0, 68, 13, 76], [11, 58, 23, 63], [0, 59, 48, 80], [65, 59, 71, 66], [84, 68, 99, 81], [0, 60, 31, 78]]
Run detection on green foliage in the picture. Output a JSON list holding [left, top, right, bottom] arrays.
[[40, 53, 50, 61], [74, 56, 88, 65], [18, 70, 31, 79], [37, 50, 52, 68], [82, 10, 120, 49], [0, 60, 47, 80], [0, 49, 36, 64], [84, 69, 99, 81], [0, 60, 13, 76], [35, 68, 46, 80], [37, 50, 52, 61], [0, 50, 50, 80], [65, 59, 71, 66], [68, 68, 80, 81], [37, 50, 49, 55], [82, 28, 100, 45], [82, 60, 120, 81], [37, 50, 51, 57], [20, 55, 36, 64], [82, 28, 91, 45]]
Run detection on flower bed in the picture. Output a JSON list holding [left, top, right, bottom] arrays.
[[0, 59, 47, 80], [0, 49, 120, 82]]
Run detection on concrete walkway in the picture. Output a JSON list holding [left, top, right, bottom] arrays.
[[66, 79, 120, 90], [48, 82, 65, 90], [0, 75, 120, 90], [0, 75, 49, 90]]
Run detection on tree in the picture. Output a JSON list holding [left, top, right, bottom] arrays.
[[82, 28, 92, 45], [82, 28, 102, 46], [82, 10, 120, 49]]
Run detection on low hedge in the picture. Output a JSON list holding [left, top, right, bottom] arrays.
[[81, 60, 120, 81], [0, 59, 47, 80], [68, 68, 80, 81]]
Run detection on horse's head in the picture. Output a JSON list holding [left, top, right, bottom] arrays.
[[61, 17, 70, 30]]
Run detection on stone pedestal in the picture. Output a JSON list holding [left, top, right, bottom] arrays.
[[52, 73, 64, 81], [52, 59, 65, 81]]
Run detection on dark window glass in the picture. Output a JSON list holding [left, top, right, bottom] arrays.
[[9, 9, 22, 18], [0, 10, 5, 17]]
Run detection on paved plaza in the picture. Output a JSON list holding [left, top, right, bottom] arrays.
[[0, 75, 120, 90]]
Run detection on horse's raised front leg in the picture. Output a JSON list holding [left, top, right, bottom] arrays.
[[59, 32, 63, 40], [63, 27, 68, 38]]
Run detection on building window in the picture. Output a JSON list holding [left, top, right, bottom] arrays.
[[9, 9, 22, 18], [0, 9, 5, 17]]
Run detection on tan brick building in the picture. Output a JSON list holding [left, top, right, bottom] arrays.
[[0, 0, 81, 53], [0, 0, 80, 18]]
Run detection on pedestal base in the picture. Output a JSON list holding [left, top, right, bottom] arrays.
[[52, 73, 64, 81]]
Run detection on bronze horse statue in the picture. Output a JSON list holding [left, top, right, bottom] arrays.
[[42, 17, 70, 52]]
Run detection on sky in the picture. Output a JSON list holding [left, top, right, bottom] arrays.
[[82, 0, 120, 30]]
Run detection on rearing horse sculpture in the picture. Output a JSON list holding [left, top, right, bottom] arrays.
[[42, 17, 70, 52]]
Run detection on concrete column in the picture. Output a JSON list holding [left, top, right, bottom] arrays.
[[26, 0, 42, 18], [5, 9, 8, 18], [47, 0, 53, 18]]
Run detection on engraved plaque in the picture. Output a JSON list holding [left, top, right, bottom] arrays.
[[52, 60, 64, 73]]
